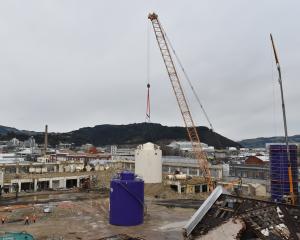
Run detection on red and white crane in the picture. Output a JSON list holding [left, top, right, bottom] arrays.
[[148, 13, 213, 191]]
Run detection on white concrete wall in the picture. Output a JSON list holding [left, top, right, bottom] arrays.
[[52, 180, 60, 189], [249, 184, 267, 197], [0, 170, 3, 187], [7, 175, 90, 192], [222, 164, 229, 177], [135, 142, 162, 183]]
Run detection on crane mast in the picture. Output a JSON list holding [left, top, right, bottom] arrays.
[[148, 13, 213, 191]]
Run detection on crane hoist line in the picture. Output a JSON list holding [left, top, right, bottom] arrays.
[[148, 12, 213, 191]]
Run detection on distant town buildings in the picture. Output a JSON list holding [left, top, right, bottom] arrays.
[[167, 141, 214, 153], [110, 145, 135, 161], [0, 135, 299, 200], [229, 155, 270, 180], [48, 151, 111, 163]]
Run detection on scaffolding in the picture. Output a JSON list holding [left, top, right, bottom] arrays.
[[269, 144, 298, 203]]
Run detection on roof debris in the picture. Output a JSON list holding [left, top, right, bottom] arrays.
[[184, 187, 300, 239], [100, 234, 144, 240]]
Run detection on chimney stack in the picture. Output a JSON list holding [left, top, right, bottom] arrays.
[[44, 125, 48, 155]]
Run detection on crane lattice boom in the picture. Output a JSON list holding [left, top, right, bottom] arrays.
[[148, 13, 213, 191]]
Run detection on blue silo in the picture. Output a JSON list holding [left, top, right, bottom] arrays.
[[109, 171, 144, 226], [269, 144, 298, 202]]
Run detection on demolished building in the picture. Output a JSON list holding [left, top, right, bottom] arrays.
[[184, 186, 300, 239]]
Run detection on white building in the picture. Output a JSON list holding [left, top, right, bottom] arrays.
[[0, 170, 3, 188], [0, 153, 24, 164], [110, 145, 117, 155], [23, 136, 37, 148], [135, 142, 162, 183], [222, 163, 230, 177], [111, 145, 135, 161], [167, 141, 210, 151], [167, 141, 215, 154], [8, 138, 20, 147]]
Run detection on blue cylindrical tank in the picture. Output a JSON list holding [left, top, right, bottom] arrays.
[[109, 171, 144, 226]]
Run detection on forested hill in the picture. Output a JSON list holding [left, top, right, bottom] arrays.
[[0, 123, 241, 149], [238, 135, 300, 148]]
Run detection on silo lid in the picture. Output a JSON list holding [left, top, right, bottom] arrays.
[[120, 171, 135, 180]]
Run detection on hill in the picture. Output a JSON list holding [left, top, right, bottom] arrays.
[[0, 123, 241, 149], [0, 125, 23, 135], [0, 125, 38, 136], [238, 135, 300, 148]]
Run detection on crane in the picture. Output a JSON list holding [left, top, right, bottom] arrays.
[[270, 34, 295, 205], [148, 13, 214, 191]]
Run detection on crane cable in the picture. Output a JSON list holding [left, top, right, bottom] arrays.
[[145, 23, 151, 123], [161, 28, 215, 132], [161, 26, 224, 149]]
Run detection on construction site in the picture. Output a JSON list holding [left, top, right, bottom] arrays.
[[1, 5, 300, 240], [0, 181, 196, 240]]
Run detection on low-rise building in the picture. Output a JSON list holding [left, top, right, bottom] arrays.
[[228, 155, 270, 195], [229, 155, 269, 180], [0, 158, 116, 193], [0, 150, 113, 194], [167, 141, 214, 156], [110, 145, 135, 161], [119, 155, 223, 180], [49, 152, 111, 163], [0, 153, 25, 163]]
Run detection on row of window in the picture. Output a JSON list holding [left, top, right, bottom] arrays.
[[230, 169, 269, 179]]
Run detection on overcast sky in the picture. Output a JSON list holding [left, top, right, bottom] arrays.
[[0, 1, 299, 141]]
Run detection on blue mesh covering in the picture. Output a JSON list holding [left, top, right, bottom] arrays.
[[269, 144, 298, 202]]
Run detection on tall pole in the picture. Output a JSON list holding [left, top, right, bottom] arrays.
[[270, 34, 295, 205], [44, 125, 48, 156]]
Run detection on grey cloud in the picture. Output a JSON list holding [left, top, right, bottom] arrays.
[[0, 0, 299, 141]]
